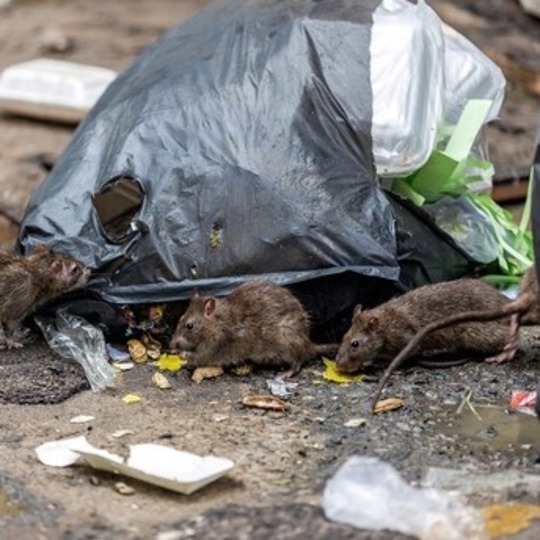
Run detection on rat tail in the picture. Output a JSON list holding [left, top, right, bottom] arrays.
[[370, 293, 534, 412]]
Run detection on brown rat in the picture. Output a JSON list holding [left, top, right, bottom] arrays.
[[169, 279, 338, 377], [0, 244, 90, 349], [335, 278, 513, 406], [369, 266, 540, 409]]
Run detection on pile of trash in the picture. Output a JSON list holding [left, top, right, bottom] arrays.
[[15, 0, 532, 338]]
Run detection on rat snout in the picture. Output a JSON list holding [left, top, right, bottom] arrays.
[[169, 334, 190, 353], [335, 349, 355, 374]]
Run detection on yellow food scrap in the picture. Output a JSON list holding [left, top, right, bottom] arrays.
[[156, 353, 188, 372], [483, 504, 540, 538], [322, 358, 363, 384], [122, 394, 141, 404]]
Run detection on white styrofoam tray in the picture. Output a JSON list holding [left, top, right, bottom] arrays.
[[35, 436, 234, 495], [0, 58, 116, 123]]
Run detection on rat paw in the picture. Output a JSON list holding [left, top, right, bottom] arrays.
[[485, 348, 518, 364], [5, 339, 23, 350]]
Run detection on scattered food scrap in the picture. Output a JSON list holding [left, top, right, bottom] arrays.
[[372, 397, 403, 414], [191, 366, 224, 384], [241, 394, 288, 412], [152, 371, 172, 390], [483, 503, 540, 538], [122, 394, 141, 404], [322, 358, 363, 384], [156, 353, 188, 372], [127, 339, 148, 364]]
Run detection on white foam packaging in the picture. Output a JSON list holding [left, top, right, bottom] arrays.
[[370, 0, 505, 177], [0, 58, 116, 123]]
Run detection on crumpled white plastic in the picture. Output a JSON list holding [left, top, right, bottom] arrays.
[[323, 456, 485, 540], [370, 0, 505, 176]]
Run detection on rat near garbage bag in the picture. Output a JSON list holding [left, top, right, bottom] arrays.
[[170, 280, 338, 377], [0, 245, 89, 349], [369, 267, 540, 409], [17, 0, 478, 337]]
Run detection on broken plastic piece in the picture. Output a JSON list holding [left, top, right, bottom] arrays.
[[323, 456, 484, 540], [266, 376, 298, 397], [35, 310, 115, 392], [509, 390, 538, 417]]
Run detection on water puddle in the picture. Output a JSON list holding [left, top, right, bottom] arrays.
[[438, 402, 540, 452], [0, 486, 24, 517]]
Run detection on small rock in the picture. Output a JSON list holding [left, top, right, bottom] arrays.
[[89, 476, 100, 486], [70, 415, 95, 424], [344, 418, 367, 428], [114, 482, 135, 495], [39, 28, 76, 54]]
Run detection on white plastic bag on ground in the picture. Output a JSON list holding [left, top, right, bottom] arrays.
[[323, 456, 485, 540]]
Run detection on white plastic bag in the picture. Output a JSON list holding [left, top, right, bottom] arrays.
[[323, 456, 485, 540], [370, 0, 505, 176]]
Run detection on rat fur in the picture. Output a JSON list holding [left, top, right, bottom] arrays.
[[169, 279, 337, 377], [0, 244, 90, 349]]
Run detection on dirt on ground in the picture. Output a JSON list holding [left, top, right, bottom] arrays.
[[1, 1, 540, 539]]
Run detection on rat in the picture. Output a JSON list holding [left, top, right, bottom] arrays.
[[334, 278, 515, 406], [0, 244, 90, 349], [169, 279, 338, 377], [369, 267, 540, 409]]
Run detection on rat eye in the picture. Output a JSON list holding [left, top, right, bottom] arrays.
[[185, 321, 194, 331], [351, 340, 360, 350]]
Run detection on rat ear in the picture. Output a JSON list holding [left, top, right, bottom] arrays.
[[192, 288, 200, 299], [203, 298, 216, 318], [49, 259, 63, 275], [353, 304, 363, 318], [32, 244, 51, 257], [367, 316, 379, 333]]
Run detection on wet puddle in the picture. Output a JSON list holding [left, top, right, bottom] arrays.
[[439, 402, 540, 451], [0, 487, 24, 517]]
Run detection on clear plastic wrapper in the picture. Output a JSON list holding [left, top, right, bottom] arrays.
[[35, 310, 115, 392], [323, 456, 484, 540], [425, 196, 499, 264]]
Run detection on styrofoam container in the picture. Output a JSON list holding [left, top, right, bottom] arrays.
[[0, 58, 116, 123]]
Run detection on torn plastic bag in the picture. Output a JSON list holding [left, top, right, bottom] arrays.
[[18, 0, 480, 338]]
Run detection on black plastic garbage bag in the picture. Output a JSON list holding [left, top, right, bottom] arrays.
[[18, 0, 473, 338]]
